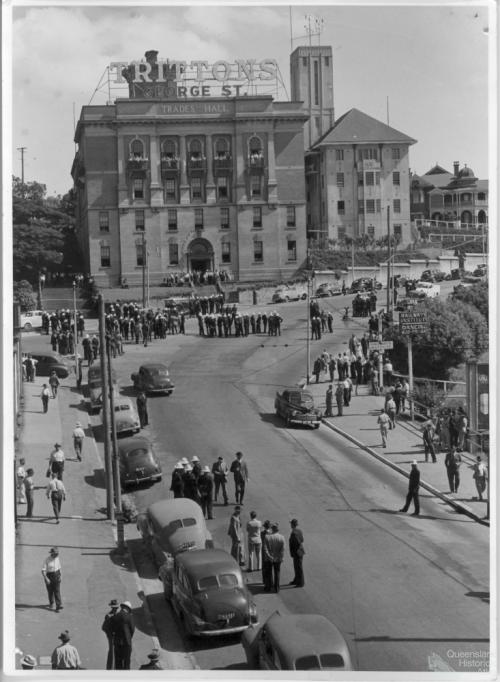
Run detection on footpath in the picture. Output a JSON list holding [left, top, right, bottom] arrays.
[[302, 376, 489, 525], [14, 370, 174, 672]]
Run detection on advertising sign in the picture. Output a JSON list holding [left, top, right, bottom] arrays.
[[399, 311, 427, 334]]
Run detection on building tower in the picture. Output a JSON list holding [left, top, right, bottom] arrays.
[[290, 46, 335, 150]]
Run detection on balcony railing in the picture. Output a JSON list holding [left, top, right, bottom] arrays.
[[161, 157, 180, 178], [247, 154, 265, 173], [187, 157, 207, 175], [213, 156, 233, 175], [127, 157, 149, 172]]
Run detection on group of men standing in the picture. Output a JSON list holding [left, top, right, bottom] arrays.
[[197, 309, 283, 338]]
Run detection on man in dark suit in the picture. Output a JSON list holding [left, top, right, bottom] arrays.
[[101, 598, 119, 669], [399, 461, 420, 516], [288, 519, 305, 587], [111, 601, 135, 670]]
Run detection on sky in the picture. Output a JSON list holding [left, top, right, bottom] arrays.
[[7, 1, 493, 197]]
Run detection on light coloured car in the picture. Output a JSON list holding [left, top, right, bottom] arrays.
[[20, 310, 44, 331], [410, 281, 440, 298], [114, 396, 141, 437], [272, 286, 307, 303]]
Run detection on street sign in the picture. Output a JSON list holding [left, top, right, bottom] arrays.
[[371, 341, 394, 350], [399, 311, 428, 334]]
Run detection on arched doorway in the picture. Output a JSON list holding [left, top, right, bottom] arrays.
[[461, 210, 472, 225], [478, 210, 487, 224], [187, 237, 214, 273]]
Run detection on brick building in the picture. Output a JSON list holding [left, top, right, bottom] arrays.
[[71, 53, 308, 286]]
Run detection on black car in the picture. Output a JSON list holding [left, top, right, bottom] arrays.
[[131, 363, 175, 395], [24, 351, 70, 379], [350, 278, 381, 294]]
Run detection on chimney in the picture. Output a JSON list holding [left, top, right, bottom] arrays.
[[453, 161, 459, 176]]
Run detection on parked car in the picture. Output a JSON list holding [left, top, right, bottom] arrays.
[[114, 397, 141, 437], [445, 268, 461, 281], [131, 363, 175, 395], [162, 548, 258, 637], [22, 349, 70, 379], [409, 281, 440, 299], [274, 388, 321, 428], [118, 436, 162, 488], [20, 310, 44, 331], [88, 365, 118, 414], [315, 282, 342, 297], [137, 498, 213, 568], [350, 278, 382, 294], [272, 286, 307, 303], [242, 611, 354, 671], [473, 264, 487, 276], [462, 271, 484, 284]]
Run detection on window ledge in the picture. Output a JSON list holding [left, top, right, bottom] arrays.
[[251, 226, 263, 231]]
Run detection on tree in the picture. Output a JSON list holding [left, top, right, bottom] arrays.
[[386, 298, 488, 380], [13, 280, 36, 311], [451, 281, 488, 322], [13, 223, 64, 281]]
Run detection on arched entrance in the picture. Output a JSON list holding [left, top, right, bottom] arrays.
[[461, 210, 472, 225], [478, 210, 487, 224], [187, 237, 214, 273]]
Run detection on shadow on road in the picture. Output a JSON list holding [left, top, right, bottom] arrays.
[[84, 469, 106, 490]]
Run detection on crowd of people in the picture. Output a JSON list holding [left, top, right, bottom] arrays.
[[197, 310, 283, 338], [159, 269, 234, 288]]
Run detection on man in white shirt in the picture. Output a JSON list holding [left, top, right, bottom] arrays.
[[46, 473, 66, 523], [49, 444, 65, 480], [16, 458, 26, 503], [72, 422, 85, 461], [41, 547, 63, 611], [51, 631, 81, 670]]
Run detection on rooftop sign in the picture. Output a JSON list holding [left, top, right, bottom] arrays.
[[110, 52, 279, 99]]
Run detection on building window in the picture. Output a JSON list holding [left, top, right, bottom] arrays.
[[366, 199, 375, 214], [136, 242, 145, 267], [358, 200, 364, 214], [367, 225, 375, 238], [215, 137, 229, 157], [313, 60, 319, 106], [251, 175, 262, 198], [253, 206, 262, 228], [336, 173, 344, 187], [366, 172, 374, 186], [169, 243, 179, 265], [302, 57, 307, 67], [133, 178, 144, 199], [375, 172, 380, 185], [189, 138, 203, 159], [393, 171, 400, 186], [135, 210, 145, 231], [161, 138, 177, 159], [335, 149, 344, 161], [337, 200, 345, 215], [253, 240, 263, 262], [100, 245, 110, 267], [393, 199, 401, 214], [216, 175, 228, 201], [393, 224, 402, 240], [287, 240, 297, 261], [359, 148, 378, 161], [168, 209, 177, 231], [324, 56, 330, 67], [221, 242, 231, 263], [220, 207, 230, 229], [165, 178, 177, 202], [194, 208, 204, 229], [338, 227, 346, 240], [392, 148, 401, 160], [358, 172, 364, 186], [286, 206, 296, 227], [191, 177, 203, 200], [249, 135, 263, 156], [478, 192, 486, 201], [130, 139, 145, 159], [99, 211, 109, 232], [376, 199, 381, 213]]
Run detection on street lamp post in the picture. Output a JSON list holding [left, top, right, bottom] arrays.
[[72, 281, 79, 382]]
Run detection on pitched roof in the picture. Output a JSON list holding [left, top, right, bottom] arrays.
[[423, 172, 454, 189], [425, 164, 452, 175], [312, 108, 417, 147]]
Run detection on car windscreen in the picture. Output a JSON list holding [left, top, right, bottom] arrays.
[[159, 516, 197, 542], [289, 392, 314, 408], [125, 448, 151, 460], [150, 369, 169, 377], [115, 404, 131, 411], [294, 653, 345, 670], [197, 572, 239, 591]]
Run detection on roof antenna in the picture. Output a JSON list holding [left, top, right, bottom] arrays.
[[386, 96, 390, 125]]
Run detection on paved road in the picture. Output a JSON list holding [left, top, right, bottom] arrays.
[[97, 298, 488, 672]]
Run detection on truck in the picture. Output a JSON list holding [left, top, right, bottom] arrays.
[[274, 388, 321, 428]]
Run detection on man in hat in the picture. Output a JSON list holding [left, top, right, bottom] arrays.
[[139, 649, 163, 670], [41, 547, 63, 611], [212, 455, 229, 505], [51, 631, 81, 670], [227, 506, 243, 565], [198, 466, 214, 519], [230, 451, 249, 505], [399, 461, 421, 516], [191, 455, 202, 481], [263, 522, 285, 593], [21, 654, 36, 670], [111, 601, 135, 670], [46, 472, 66, 523], [72, 422, 85, 461], [136, 391, 148, 428], [170, 462, 184, 498], [40, 383, 50, 413], [102, 599, 120, 670]]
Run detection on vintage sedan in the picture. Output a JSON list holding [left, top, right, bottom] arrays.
[[131, 363, 175, 395], [118, 436, 162, 488], [242, 611, 354, 671], [163, 548, 258, 637], [114, 397, 141, 437], [137, 498, 213, 567], [275, 388, 321, 428], [350, 278, 382, 294], [315, 282, 342, 297]]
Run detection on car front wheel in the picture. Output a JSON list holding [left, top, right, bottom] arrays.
[[24, 322, 32, 331]]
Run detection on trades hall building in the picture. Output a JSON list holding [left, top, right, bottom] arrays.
[[72, 51, 309, 286]]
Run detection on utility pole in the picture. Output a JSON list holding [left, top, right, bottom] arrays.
[[408, 336, 414, 421], [17, 146, 27, 194], [306, 278, 311, 385], [142, 231, 147, 309], [98, 295, 114, 521], [386, 206, 391, 316], [72, 281, 79, 384], [106, 340, 124, 550], [351, 240, 355, 282]]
